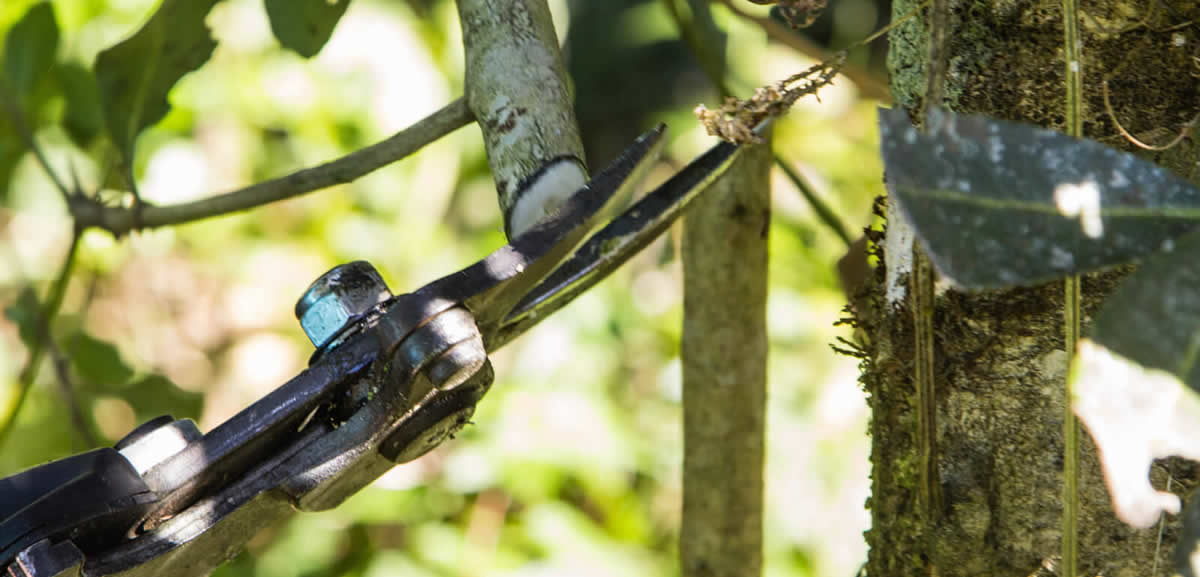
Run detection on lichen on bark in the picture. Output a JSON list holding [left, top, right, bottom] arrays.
[[456, 0, 587, 238]]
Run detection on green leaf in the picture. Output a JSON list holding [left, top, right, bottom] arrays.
[[879, 107, 1200, 289], [66, 331, 135, 387], [264, 0, 351, 58], [1086, 227, 1200, 388], [1068, 229, 1200, 529], [94, 0, 223, 162], [4, 286, 40, 348], [57, 62, 103, 148], [3, 2, 58, 100], [0, 108, 20, 199], [122, 374, 202, 421]]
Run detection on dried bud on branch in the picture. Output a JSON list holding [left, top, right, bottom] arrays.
[[694, 52, 845, 144]]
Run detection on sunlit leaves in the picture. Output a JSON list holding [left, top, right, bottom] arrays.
[[3, 2, 58, 101], [94, 0, 223, 163], [879, 107, 1200, 289], [265, 0, 351, 58]]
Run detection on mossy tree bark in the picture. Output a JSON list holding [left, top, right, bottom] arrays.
[[864, 1, 1200, 576]]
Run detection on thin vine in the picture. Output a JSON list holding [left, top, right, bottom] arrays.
[[1061, 0, 1084, 574], [915, 0, 949, 535]]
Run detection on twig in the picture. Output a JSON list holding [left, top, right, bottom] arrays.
[[774, 154, 853, 246], [715, 0, 873, 96], [845, 0, 933, 50], [680, 130, 770, 577], [0, 230, 82, 449], [71, 98, 474, 236], [664, 0, 734, 97], [1101, 80, 1200, 151], [0, 82, 72, 200], [45, 336, 99, 448]]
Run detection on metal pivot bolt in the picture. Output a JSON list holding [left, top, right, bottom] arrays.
[[295, 261, 393, 350]]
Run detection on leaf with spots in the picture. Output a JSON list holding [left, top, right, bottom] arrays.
[[1068, 229, 1200, 531], [3, 1, 58, 102], [879, 107, 1200, 289], [94, 0, 223, 163], [264, 0, 351, 58]]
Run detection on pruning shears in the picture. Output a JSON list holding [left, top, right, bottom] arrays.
[[0, 121, 757, 577]]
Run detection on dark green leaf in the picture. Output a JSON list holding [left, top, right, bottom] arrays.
[[66, 331, 135, 387], [264, 0, 351, 58], [1088, 228, 1200, 387], [4, 286, 40, 348], [0, 106, 20, 200], [122, 374, 202, 421], [94, 0, 222, 161], [879, 107, 1200, 289], [1069, 229, 1200, 528], [57, 62, 103, 148], [3, 2, 58, 100]]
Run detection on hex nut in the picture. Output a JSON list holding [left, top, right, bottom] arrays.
[[295, 261, 393, 349]]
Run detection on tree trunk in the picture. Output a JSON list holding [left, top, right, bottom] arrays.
[[864, 1, 1200, 576], [680, 138, 771, 577]]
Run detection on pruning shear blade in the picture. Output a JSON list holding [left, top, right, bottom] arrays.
[[487, 135, 748, 350], [419, 124, 667, 342]]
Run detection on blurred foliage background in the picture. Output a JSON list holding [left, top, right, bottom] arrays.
[[0, 0, 889, 575]]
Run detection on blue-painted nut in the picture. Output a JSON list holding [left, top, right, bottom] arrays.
[[295, 261, 392, 349]]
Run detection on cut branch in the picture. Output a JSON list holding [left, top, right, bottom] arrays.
[[71, 98, 473, 236], [456, 0, 588, 238]]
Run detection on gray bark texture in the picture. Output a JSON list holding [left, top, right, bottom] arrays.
[[862, 1, 1200, 576], [455, 0, 587, 238], [680, 139, 771, 577]]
